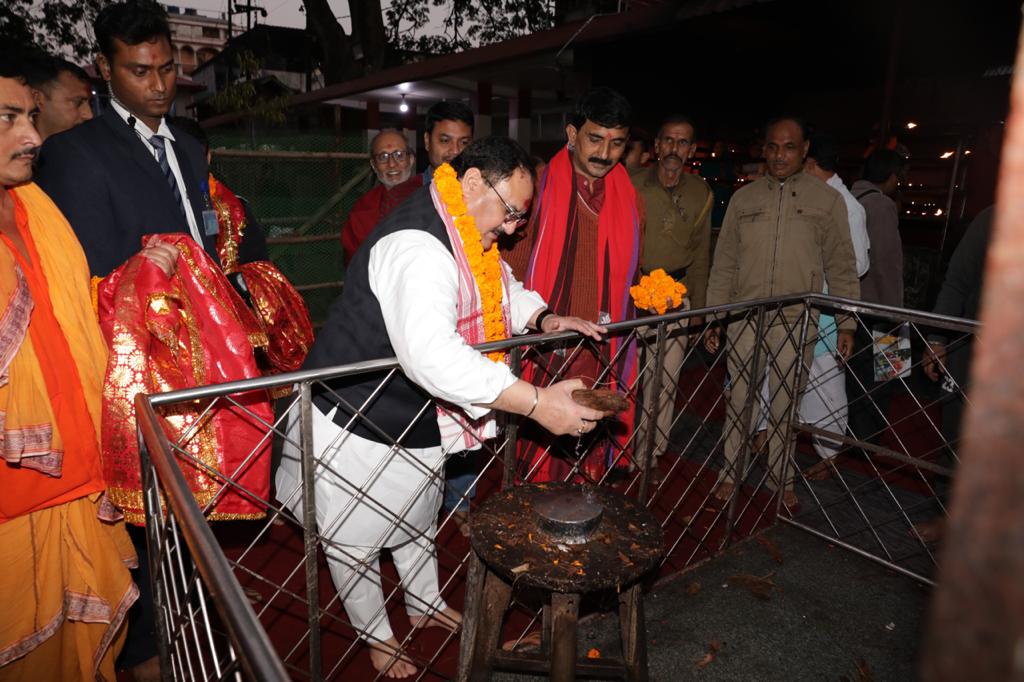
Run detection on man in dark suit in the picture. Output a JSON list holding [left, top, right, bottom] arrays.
[[35, 0, 264, 279], [34, 4, 262, 680]]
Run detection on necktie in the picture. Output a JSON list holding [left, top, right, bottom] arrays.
[[148, 134, 189, 224]]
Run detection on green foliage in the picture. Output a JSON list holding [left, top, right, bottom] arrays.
[[384, 0, 556, 55], [208, 51, 290, 125], [0, 0, 110, 61]]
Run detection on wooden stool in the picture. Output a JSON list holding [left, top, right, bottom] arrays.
[[456, 483, 664, 682]]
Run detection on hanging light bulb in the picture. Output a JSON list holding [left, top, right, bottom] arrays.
[[399, 94, 409, 113]]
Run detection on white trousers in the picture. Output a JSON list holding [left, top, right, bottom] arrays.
[[275, 404, 448, 643], [799, 353, 848, 460], [755, 353, 848, 460]]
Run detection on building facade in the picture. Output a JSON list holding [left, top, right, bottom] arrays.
[[164, 5, 229, 76]]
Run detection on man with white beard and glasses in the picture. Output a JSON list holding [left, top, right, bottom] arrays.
[[341, 129, 419, 264]]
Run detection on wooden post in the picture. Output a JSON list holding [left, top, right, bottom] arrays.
[[365, 99, 380, 151], [549, 592, 580, 682], [475, 81, 493, 137], [456, 553, 486, 682], [619, 584, 648, 682], [467, 568, 512, 682], [919, 21, 1024, 682], [510, 88, 532, 152]]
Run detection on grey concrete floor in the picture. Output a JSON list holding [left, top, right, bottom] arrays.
[[492, 524, 929, 681]]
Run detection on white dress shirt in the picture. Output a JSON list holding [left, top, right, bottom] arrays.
[[368, 229, 546, 421], [826, 172, 870, 277], [109, 98, 203, 244]]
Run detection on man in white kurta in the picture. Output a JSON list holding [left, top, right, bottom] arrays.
[[801, 134, 870, 471], [276, 137, 607, 678]]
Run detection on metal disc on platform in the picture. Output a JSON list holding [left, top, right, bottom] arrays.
[[534, 488, 604, 544], [469, 483, 664, 593]]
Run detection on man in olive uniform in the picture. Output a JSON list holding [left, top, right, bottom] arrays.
[[705, 117, 859, 508], [632, 115, 713, 462]]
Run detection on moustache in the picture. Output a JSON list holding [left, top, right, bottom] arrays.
[[12, 146, 39, 161], [587, 156, 613, 167], [661, 153, 684, 165]]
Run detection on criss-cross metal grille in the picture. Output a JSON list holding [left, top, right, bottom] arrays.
[[136, 293, 975, 680]]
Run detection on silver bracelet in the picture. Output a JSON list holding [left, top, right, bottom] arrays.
[[523, 384, 539, 419]]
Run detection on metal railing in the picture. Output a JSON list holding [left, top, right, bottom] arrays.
[[136, 293, 976, 680]]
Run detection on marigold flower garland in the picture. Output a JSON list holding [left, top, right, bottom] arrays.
[[435, 163, 507, 362], [630, 268, 687, 315]]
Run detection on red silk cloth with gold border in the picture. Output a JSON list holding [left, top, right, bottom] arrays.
[[98, 234, 273, 523]]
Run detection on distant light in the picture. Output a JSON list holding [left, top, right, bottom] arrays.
[[905, 121, 918, 129], [940, 151, 955, 159], [399, 94, 409, 113], [964, 149, 972, 155], [935, 208, 943, 216]]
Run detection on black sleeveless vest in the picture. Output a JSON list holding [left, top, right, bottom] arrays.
[[304, 186, 453, 448]]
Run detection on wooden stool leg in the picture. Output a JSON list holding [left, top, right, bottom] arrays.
[[540, 592, 553, 655], [456, 553, 486, 682], [468, 566, 512, 682], [550, 592, 580, 682], [619, 583, 648, 682]]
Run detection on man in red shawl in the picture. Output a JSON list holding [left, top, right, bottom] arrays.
[[341, 129, 420, 265], [506, 87, 643, 483], [342, 102, 476, 266]]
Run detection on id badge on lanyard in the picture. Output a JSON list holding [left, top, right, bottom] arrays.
[[202, 210, 219, 236]]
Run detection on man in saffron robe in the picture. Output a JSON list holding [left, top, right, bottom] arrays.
[[0, 55, 138, 682], [32, 5, 273, 677], [341, 129, 419, 265], [507, 87, 643, 483]]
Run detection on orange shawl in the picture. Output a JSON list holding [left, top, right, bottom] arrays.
[[98, 234, 273, 523], [0, 185, 110, 522]]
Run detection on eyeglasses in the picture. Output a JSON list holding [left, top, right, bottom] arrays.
[[484, 176, 528, 228], [372, 149, 411, 165]]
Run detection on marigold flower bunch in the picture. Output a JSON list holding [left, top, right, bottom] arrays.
[[629, 268, 687, 314], [435, 163, 507, 362]]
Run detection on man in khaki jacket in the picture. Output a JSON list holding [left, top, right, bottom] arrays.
[[705, 117, 859, 508], [632, 115, 713, 463]]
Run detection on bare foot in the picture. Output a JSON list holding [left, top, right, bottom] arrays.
[[244, 587, 263, 606], [713, 481, 735, 504], [502, 629, 542, 651], [411, 606, 462, 632], [805, 459, 834, 481], [130, 655, 161, 682], [451, 510, 471, 537], [368, 638, 417, 678]]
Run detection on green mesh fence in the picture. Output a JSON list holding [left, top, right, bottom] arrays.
[[206, 126, 372, 325]]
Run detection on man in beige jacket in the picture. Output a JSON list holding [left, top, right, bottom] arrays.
[[705, 117, 859, 508], [632, 115, 713, 463]]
